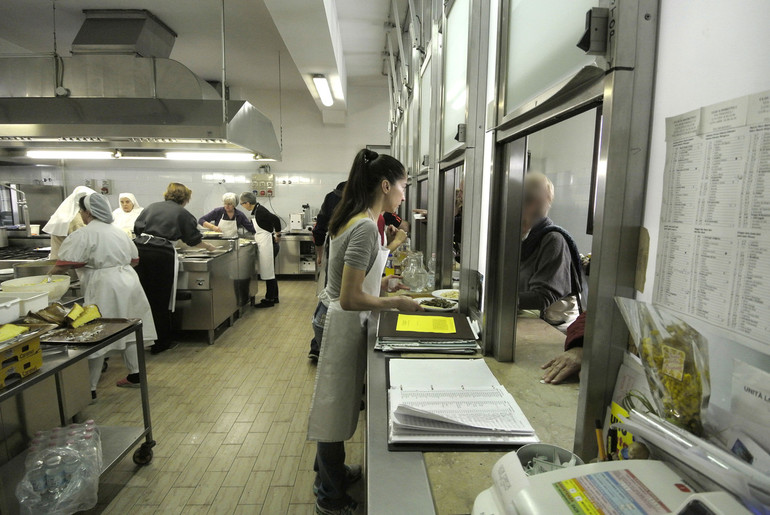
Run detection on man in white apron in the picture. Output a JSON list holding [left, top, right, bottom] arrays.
[[239, 191, 282, 307], [198, 192, 255, 239]]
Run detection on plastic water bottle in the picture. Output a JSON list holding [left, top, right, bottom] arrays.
[[44, 456, 67, 494], [426, 253, 437, 291]]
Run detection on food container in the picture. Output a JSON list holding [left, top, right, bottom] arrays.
[[0, 297, 21, 324], [0, 292, 48, 315], [1, 275, 71, 301], [0, 349, 43, 388]]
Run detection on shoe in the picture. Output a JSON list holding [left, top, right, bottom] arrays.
[[254, 299, 275, 309], [308, 350, 319, 363], [313, 464, 362, 496], [91, 390, 97, 400], [315, 499, 358, 515], [150, 341, 178, 355], [360, 400, 365, 411], [116, 377, 141, 388]]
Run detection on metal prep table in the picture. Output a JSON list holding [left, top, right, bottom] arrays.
[[274, 232, 316, 275], [365, 316, 579, 514], [0, 319, 155, 515], [174, 239, 244, 344]]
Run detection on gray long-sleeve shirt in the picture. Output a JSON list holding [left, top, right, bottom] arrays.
[[518, 231, 573, 312]]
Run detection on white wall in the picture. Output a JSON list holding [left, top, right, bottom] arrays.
[[0, 85, 390, 228], [527, 108, 596, 254], [641, 0, 770, 410]]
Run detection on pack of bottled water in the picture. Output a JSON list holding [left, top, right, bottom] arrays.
[[15, 420, 102, 515]]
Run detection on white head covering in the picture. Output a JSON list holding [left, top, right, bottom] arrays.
[[83, 193, 114, 224], [43, 186, 97, 236], [112, 192, 144, 232]]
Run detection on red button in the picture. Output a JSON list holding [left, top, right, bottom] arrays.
[[260, 191, 266, 196]]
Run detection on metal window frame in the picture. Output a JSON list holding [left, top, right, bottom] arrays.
[[484, 0, 659, 463]]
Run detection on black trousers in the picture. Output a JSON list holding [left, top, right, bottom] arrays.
[[134, 243, 175, 346], [265, 242, 280, 300]]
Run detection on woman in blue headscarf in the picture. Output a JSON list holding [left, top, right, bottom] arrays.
[[51, 193, 157, 398]]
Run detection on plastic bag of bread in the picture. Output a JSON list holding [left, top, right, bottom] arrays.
[[615, 297, 710, 436]]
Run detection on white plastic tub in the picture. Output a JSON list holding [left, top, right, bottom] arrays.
[[0, 292, 49, 315], [0, 297, 21, 324]]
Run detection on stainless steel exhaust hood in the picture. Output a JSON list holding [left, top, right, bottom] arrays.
[[0, 10, 281, 161]]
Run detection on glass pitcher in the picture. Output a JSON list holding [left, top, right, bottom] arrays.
[[402, 252, 429, 292]]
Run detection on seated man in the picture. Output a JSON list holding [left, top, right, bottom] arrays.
[[519, 172, 583, 327]]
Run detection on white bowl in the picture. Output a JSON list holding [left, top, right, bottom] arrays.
[[1, 275, 71, 301]]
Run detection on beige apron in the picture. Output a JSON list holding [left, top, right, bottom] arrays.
[[252, 217, 275, 281], [307, 243, 390, 442], [218, 215, 238, 238]]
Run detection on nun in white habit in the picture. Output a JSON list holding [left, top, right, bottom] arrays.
[[42, 185, 96, 259], [112, 192, 143, 236], [51, 193, 157, 398]]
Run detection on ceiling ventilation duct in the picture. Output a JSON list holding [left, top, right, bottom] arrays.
[[0, 9, 281, 161]]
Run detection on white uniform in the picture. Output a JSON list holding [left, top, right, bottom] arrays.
[[58, 220, 157, 356], [307, 240, 389, 442], [111, 193, 143, 236]]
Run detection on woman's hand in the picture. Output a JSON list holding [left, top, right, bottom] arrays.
[[392, 295, 423, 312], [381, 275, 410, 294], [203, 242, 217, 252], [205, 222, 222, 233], [541, 347, 583, 384]]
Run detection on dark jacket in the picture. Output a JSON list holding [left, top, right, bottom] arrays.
[[198, 206, 255, 234], [518, 217, 583, 312], [312, 181, 346, 246], [249, 203, 282, 234], [134, 200, 202, 247]]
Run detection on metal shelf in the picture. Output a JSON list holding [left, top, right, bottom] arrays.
[[0, 321, 156, 514], [0, 426, 148, 514]]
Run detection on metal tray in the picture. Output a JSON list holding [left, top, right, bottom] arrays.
[[40, 318, 139, 345]]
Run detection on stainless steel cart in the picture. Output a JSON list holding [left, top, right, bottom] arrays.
[[0, 319, 155, 514]]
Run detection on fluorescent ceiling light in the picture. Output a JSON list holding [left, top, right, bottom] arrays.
[[312, 75, 334, 107], [166, 152, 256, 162], [26, 150, 114, 160]]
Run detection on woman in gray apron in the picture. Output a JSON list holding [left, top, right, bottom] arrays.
[[307, 149, 421, 515], [198, 192, 255, 238]]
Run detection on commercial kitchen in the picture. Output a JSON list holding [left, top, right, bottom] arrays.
[[0, 1, 769, 514]]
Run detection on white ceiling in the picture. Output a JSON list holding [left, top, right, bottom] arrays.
[[0, 0, 397, 95]]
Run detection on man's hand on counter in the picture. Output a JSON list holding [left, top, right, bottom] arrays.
[[541, 347, 582, 384]]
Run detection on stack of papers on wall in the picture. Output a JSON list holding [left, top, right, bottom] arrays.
[[375, 312, 479, 354], [388, 358, 538, 446]]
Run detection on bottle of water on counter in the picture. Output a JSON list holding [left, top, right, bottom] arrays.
[[426, 253, 437, 291]]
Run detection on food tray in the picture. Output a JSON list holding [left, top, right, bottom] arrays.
[[40, 318, 139, 345]]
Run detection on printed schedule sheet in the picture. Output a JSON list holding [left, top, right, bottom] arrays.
[[654, 90, 770, 353]]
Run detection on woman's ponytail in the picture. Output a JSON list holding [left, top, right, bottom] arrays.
[[329, 148, 406, 236]]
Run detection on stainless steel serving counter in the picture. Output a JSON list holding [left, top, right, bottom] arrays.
[[173, 238, 258, 344], [365, 316, 579, 514]]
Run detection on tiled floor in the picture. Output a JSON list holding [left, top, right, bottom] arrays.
[[81, 278, 365, 515]]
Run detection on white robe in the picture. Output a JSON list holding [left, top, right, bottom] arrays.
[[112, 206, 143, 235], [58, 220, 157, 356]]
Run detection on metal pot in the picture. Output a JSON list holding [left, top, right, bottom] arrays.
[[0, 227, 8, 248]]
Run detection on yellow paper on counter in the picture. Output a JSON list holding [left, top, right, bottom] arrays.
[[396, 315, 456, 334]]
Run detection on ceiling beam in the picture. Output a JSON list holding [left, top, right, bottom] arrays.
[[264, 0, 347, 118]]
